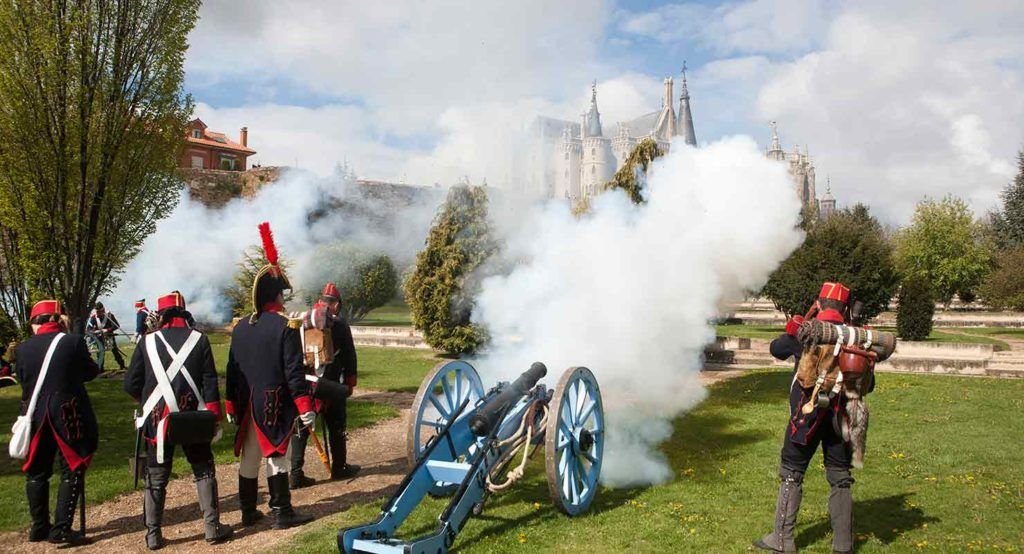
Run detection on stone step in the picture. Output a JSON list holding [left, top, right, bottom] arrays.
[[985, 366, 1024, 378]]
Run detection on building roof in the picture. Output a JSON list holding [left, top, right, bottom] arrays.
[[185, 119, 255, 155]]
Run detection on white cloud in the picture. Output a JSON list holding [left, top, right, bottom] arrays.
[[754, 2, 1024, 221]]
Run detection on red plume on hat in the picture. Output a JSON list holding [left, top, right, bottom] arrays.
[[258, 221, 280, 275]]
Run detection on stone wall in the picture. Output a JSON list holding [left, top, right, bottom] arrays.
[[178, 166, 283, 208]]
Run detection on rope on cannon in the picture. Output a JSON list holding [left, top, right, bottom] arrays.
[[486, 400, 549, 493]]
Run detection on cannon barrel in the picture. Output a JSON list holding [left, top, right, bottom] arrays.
[[469, 362, 547, 437]]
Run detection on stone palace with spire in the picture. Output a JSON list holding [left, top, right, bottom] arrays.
[[764, 120, 837, 219], [526, 69, 697, 203], [524, 68, 835, 216]]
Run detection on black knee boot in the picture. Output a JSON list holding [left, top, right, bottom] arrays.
[[144, 466, 171, 550], [195, 468, 233, 543], [267, 472, 313, 530], [49, 470, 88, 545], [238, 476, 263, 526], [328, 430, 360, 479], [289, 432, 314, 489], [25, 478, 50, 541]]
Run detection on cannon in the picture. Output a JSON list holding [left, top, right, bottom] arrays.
[[339, 360, 605, 553]]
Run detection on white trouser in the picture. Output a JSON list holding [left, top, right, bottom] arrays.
[[238, 420, 292, 479]]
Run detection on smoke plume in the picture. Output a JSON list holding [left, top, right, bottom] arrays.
[[472, 136, 803, 486], [109, 169, 440, 323]]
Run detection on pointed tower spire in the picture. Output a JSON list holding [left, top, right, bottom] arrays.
[[770, 120, 781, 151], [584, 79, 603, 137], [677, 61, 697, 146]]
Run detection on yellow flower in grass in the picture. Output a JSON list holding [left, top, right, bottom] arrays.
[[517, 533, 527, 544]]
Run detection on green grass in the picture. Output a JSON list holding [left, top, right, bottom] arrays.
[[280, 369, 1024, 553], [356, 302, 412, 327], [357, 347, 450, 393], [0, 379, 396, 532], [715, 324, 785, 340], [945, 327, 1024, 339]]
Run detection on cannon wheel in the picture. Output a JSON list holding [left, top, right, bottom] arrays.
[[85, 332, 105, 369], [407, 360, 485, 468], [545, 366, 603, 516]]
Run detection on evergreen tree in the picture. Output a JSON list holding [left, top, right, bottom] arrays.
[[226, 246, 294, 318], [762, 204, 899, 323], [603, 138, 664, 205], [404, 185, 496, 354], [992, 150, 1024, 248], [896, 275, 935, 341], [0, 1, 199, 329]]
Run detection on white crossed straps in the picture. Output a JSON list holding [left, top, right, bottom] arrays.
[[137, 330, 205, 463]]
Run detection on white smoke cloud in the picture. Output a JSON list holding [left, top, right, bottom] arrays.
[[108, 170, 441, 324], [472, 136, 803, 486]]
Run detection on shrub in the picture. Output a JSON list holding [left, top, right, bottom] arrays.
[[404, 185, 496, 354], [225, 245, 294, 318], [297, 241, 398, 322], [762, 204, 899, 323], [979, 247, 1024, 311], [896, 275, 935, 341]]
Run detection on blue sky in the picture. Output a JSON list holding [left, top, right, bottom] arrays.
[[184, 0, 1023, 223]]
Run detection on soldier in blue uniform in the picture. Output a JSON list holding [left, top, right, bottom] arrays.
[[15, 300, 99, 545], [124, 291, 233, 549], [225, 222, 315, 529]]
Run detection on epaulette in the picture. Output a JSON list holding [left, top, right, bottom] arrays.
[[286, 318, 303, 330]]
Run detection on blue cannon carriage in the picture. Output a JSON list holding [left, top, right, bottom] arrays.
[[339, 361, 605, 553]]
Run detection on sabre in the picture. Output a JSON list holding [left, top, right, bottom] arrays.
[[296, 418, 331, 475], [132, 409, 142, 490]]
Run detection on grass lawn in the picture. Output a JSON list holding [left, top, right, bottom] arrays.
[[356, 347, 451, 393], [356, 301, 412, 327], [0, 379, 397, 532], [715, 324, 785, 340], [280, 369, 1024, 553], [947, 327, 1024, 340]]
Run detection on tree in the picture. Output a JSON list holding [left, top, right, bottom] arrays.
[[225, 246, 294, 319], [603, 138, 664, 205], [896, 275, 935, 341], [762, 204, 899, 323], [991, 150, 1024, 248], [978, 246, 1024, 311], [297, 241, 398, 322], [895, 196, 993, 308], [0, 1, 199, 329], [404, 185, 497, 354]]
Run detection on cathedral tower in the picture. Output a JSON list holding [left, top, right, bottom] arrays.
[[580, 82, 614, 198], [677, 62, 697, 146]]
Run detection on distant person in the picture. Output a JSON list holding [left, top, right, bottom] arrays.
[[225, 223, 314, 529], [86, 301, 127, 371], [124, 291, 233, 549], [289, 283, 360, 489], [133, 299, 151, 343], [0, 342, 16, 387], [754, 282, 855, 554], [15, 300, 99, 545]]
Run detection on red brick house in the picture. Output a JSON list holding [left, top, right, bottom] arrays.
[[181, 119, 256, 171]]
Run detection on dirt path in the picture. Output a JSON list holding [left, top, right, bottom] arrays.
[[1, 371, 745, 553]]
